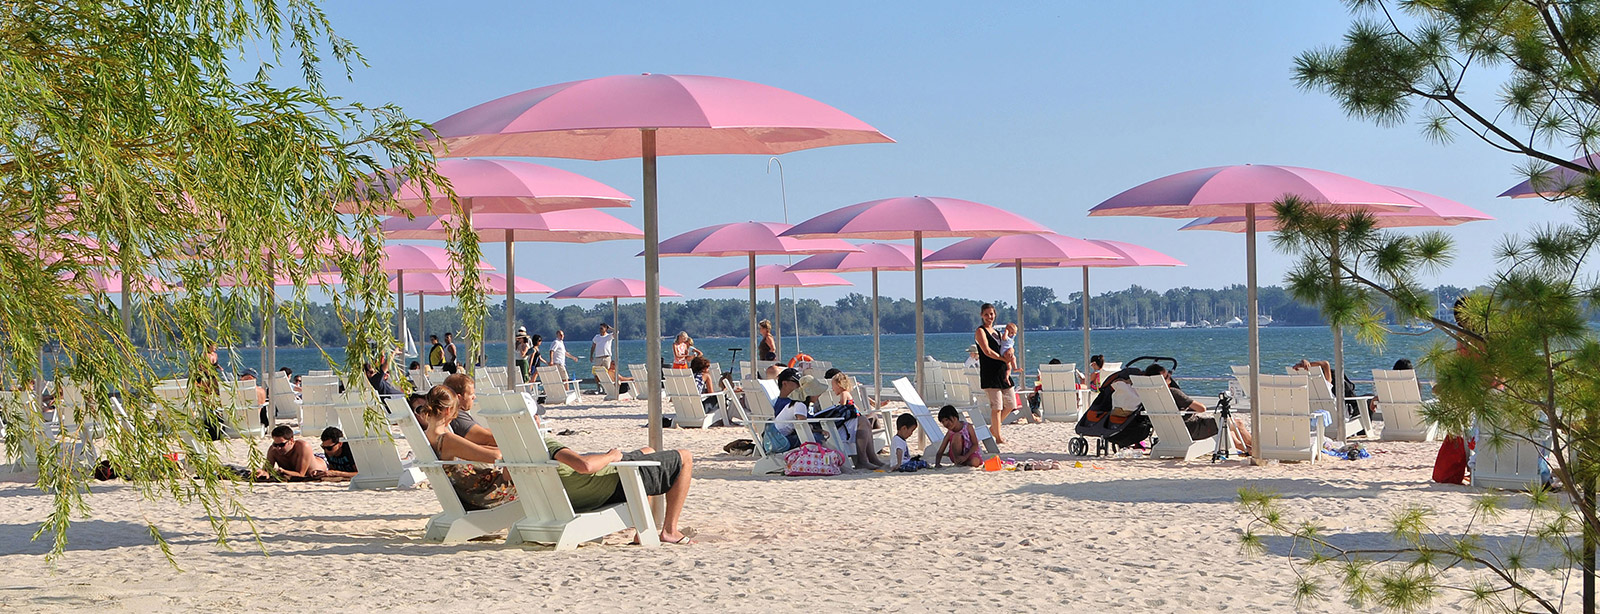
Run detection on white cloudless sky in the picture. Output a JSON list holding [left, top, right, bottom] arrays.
[[296, 1, 1574, 307]]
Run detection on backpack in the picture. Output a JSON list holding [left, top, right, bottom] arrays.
[[1432, 435, 1469, 485]]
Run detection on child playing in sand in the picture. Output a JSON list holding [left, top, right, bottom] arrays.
[[933, 405, 985, 468], [891, 413, 923, 471]]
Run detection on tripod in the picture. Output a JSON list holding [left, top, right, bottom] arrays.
[[1212, 391, 1235, 463]]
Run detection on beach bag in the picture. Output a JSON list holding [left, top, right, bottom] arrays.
[[1433, 435, 1469, 485], [783, 442, 845, 476], [761, 423, 798, 455]]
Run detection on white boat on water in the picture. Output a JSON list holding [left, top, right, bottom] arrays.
[[1224, 316, 1244, 327]]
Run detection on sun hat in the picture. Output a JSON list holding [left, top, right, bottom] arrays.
[[777, 367, 802, 385], [966, 344, 979, 354]]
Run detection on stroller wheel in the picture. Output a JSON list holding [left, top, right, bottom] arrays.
[[1068, 437, 1087, 456]]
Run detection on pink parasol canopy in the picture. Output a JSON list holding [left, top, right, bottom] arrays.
[[342, 158, 633, 215], [382, 244, 492, 273], [925, 234, 1121, 381], [426, 72, 890, 451], [548, 278, 682, 368], [658, 221, 860, 365], [782, 196, 1050, 394], [1089, 164, 1433, 462], [1498, 153, 1600, 198], [700, 264, 852, 290], [381, 210, 643, 243], [390, 272, 552, 295], [991, 239, 1186, 373], [1180, 186, 1493, 232]]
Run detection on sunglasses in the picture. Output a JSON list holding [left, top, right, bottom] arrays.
[[271, 441, 289, 448], [321, 444, 336, 452]]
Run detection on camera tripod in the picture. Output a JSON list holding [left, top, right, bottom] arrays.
[[1212, 390, 1235, 463]]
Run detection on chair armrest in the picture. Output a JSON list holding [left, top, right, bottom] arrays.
[[611, 461, 663, 468], [1344, 395, 1375, 402], [496, 460, 563, 468]]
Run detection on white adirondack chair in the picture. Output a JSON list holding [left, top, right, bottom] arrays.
[[408, 368, 429, 392], [299, 376, 340, 436], [474, 397, 661, 549], [739, 360, 781, 381], [592, 365, 633, 402], [333, 395, 425, 490], [920, 359, 948, 406], [268, 372, 299, 421], [481, 366, 510, 391], [53, 379, 98, 439], [535, 365, 582, 406], [308, 370, 334, 377], [394, 406, 524, 543], [1255, 374, 1323, 463], [740, 378, 843, 471], [730, 383, 787, 475], [664, 368, 719, 429], [1037, 363, 1086, 422], [1472, 419, 1550, 491], [1290, 369, 1373, 443], [1227, 365, 1253, 411], [0, 391, 52, 472], [1371, 369, 1438, 442], [1130, 374, 1214, 461], [216, 380, 265, 438], [627, 364, 654, 401]]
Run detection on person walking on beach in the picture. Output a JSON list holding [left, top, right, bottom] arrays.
[[591, 323, 615, 372], [428, 334, 445, 368], [444, 332, 459, 367], [550, 330, 570, 381], [974, 302, 1016, 445], [514, 326, 533, 383], [758, 319, 777, 362]]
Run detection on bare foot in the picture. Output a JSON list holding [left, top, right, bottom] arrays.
[[660, 530, 695, 545]]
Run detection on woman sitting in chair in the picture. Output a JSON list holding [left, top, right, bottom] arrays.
[[413, 387, 515, 511]]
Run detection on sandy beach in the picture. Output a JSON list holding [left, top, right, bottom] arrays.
[[0, 392, 1579, 613]]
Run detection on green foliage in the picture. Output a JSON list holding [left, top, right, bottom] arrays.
[[0, 1, 477, 560]]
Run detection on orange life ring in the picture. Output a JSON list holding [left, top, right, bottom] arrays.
[[787, 353, 814, 367]]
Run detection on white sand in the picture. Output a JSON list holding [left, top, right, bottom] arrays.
[[0, 393, 1581, 612]]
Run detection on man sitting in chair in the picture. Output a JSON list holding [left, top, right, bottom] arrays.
[[545, 437, 696, 545], [442, 374, 498, 447], [1144, 364, 1252, 454]]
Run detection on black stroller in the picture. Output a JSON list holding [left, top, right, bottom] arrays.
[[1068, 356, 1178, 457]]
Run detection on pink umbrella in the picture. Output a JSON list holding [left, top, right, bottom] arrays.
[[390, 272, 551, 344], [788, 243, 963, 403], [383, 244, 493, 352], [427, 73, 891, 450], [701, 265, 851, 357], [1498, 153, 1600, 198], [782, 196, 1050, 394], [925, 234, 1121, 383], [548, 278, 684, 368], [343, 158, 633, 215], [1088, 165, 1428, 460], [656, 221, 860, 371], [992, 240, 1186, 373]]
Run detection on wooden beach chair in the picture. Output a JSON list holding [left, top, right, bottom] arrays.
[[333, 395, 425, 490], [0, 391, 52, 472], [268, 372, 299, 422], [535, 365, 582, 406], [1255, 374, 1322, 463], [592, 365, 633, 402], [473, 398, 660, 549], [1291, 368, 1373, 443], [216, 380, 265, 438], [481, 366, 510, 391], [394, 407, 524, 543], [627, 363, 654, 401], [1371, 369, 1437, 441], [1037, 363, 1085, 422], [1471, 418, 1550, 491], [729, 383, 789, 475], [919, 359, 948, 406], [663, 368, 719, 429], [299, 375, 340, 436], [1130, 374, 1213, 461]]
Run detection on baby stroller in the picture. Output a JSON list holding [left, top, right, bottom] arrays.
[[1068, 356, 1177, 457]]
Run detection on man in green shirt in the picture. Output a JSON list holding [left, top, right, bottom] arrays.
[[544, 438, 695, 545]]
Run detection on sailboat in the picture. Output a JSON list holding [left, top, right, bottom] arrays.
[[403, 324, 419, 358]]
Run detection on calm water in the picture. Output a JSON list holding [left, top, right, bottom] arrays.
[[166, 326, 1444, 398]]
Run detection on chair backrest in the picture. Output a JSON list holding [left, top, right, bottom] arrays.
[[1372, 369, 1422, 404], [308, 370, 334, 377], [1255, 374, 1317, 461], [475, 395, 581, 521], [1129, 374, 1181, 414], [536, 365, 575, 404], [741, 378, 783, 422], [891, 377, 944, 447], [663, 368, 698, 397], [55, 379, 90, 427], [1258, 374, 1311, 416], [393, 403, 468, 516], [921, 359, 947, 404], [301, 378, 339, 405], [1037, 363, 1077, 392], [267, 372, 292, 396], [627, 363, 652, 399]]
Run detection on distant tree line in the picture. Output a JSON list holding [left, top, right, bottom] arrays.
[[150, 284, 1478, 348]]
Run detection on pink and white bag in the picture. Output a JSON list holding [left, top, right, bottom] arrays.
[[783, 442, 845, 476]]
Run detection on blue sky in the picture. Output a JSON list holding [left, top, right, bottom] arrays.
[[300, 1, 1568, 306]]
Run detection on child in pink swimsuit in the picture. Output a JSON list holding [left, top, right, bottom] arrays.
[[933, 405, 985, 468]]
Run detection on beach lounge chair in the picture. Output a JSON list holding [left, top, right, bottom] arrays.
[[0, 392, 51, 472], [593, 365, 633, 402], [1130, 374, 1214, 461], [332, 395, 425, 490], [1227, 365, 1253, 411], [473, 394, 661, 549], [1290, 369, 1373, 443], [392, 407, 526, 543], [728, 383, 791, 475], [211, 380, 265, 439], [815, 382, 891, 460], [1255, 374, 1323, 463], [920, 358, 948, 406], [268, 372, 299, 422], [664, 368, 720, 428], [1037, 363, 1086, 422], [627, 363, 655, 401], [1471, 418, 1551, 491], [299, 375, 341, 436], [481, 366, 510, 391], [1371, 369, 1438, 442], [408, 368, 428, 392], [535, 365, 582, 406]]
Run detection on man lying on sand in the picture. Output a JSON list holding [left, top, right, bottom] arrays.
[[255, 425, 327, 481]]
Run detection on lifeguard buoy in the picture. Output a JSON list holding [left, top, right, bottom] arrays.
[[787, 353, 814, 367]]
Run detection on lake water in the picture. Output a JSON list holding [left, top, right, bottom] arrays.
[[189, 325, 1445, 398]]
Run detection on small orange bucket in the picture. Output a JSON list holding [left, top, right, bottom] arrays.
[[982, 456, 1002, 472]]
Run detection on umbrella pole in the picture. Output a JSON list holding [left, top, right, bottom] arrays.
[[1015, 258, 1024, 389], [1247, 203, 1263, 466], [506, 231, 517, 383], [1082, 266, 1091, 385], [748, 253, 758, 378], [1331, 235, 1346, 438], [397, 270, 406, 350], [120, 286, 132, 342], [419, 293, 426, 356], [872, 267, 881, 420], [264, 257, 276, 429], [643, 129, 663, 456], [613, 297, 621, 367], [914, 231, 925, 398], [773, 285, 781, 361]]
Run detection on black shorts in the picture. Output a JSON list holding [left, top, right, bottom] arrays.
[[1184, 414, 1219, 441], [605, 450, 683, 503]]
